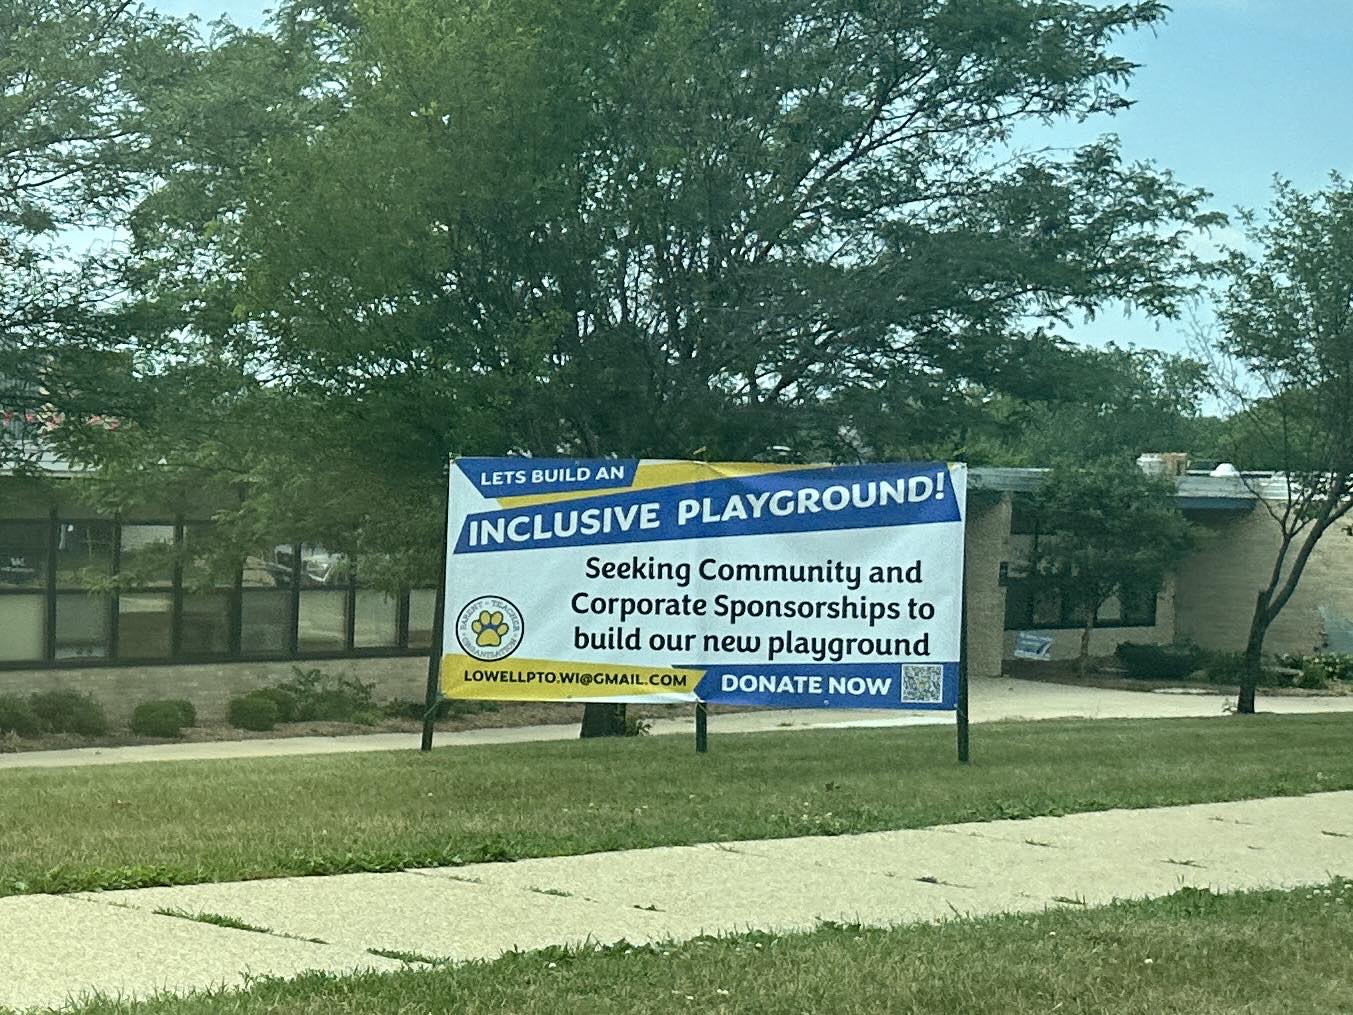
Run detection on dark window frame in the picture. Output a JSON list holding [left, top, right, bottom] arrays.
[[1003, 576, 1159, 631], [0, 513, 436, 671]]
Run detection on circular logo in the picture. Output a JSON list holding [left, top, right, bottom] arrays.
[[455, 595, 524, 661]]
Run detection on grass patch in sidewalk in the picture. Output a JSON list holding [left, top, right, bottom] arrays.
[[2, 713, 1352, 897], [152, 909, 328, 945], [52, 880, 1353, 1014]]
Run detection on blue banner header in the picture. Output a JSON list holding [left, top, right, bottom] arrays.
[[454, 462, 961, 554]]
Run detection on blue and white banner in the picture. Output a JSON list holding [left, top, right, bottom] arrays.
[[442, 460, 966, 710]]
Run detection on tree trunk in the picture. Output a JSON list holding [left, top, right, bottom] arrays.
[[580, 702, 627, 738], [1237, 590, 1268, 715], [1077, 608, 1098, 680]]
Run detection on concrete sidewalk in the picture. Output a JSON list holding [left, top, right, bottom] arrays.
[[3, 791, 1351, 1011], [3, 677, 1351, 771]]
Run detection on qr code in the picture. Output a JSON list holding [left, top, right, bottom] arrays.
[[901, 664, 944, 704]]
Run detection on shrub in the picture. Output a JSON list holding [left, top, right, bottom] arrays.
[[170, 699, 198, 727], [274, 667, 376, 723], [28, 689, 110, 737], [1313, 653, 1353, 683], [250, 687, 300, 723], [0, 694, 40, 738], [1292, 654, 1353, 690], [1114, 642, 1206, 681], [624, 714, 652, 737], [1201, 651, 1254, 687], [130, 699, 196, 738], [227, 692, 281, 732]]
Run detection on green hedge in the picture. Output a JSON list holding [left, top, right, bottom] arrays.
[[130, 699, 197, 738]]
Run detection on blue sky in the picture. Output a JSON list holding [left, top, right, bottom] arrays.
[[148, 0, 1353, 355]]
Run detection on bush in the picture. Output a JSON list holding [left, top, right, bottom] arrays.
[[28, 690, 110, 737], [624, 714, 652, 737], [1312, 653, 1353, 683], [170, 699, 198, 727], [1201, 651, 1254, 687], [0, 694, 40, 738], [227, 692, 281, 732], [130, 699, 196, 738], [273, 667, 376, 723], [1291, 654, 1353, 690], [250, 687, 300, 723], [1115, 642, 1206, 681]]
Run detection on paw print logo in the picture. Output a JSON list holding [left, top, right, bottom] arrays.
[[472, 610, 510, 647], [455, 596, 524, 661]]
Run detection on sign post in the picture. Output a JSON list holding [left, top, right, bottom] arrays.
[[419, 484, 452, 753], [430, 459, 969, 754]]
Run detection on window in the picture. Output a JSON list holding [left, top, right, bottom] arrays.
[[182, 524, 238, 590], [181, 591, 231, 656], [408, 589, 436, 649], [1009, 497, 1040, 535], [55, 594, 110, 659], [300, 545, 349, 588], [0, 596, 44, 661], [118, 525, 175, 588], [117, 593, 173, 658], [240, 589, 294, 656], [243, 544, 296, 589], [354, 590, 399, 648], [56, 521, 114, 587], [298, 589, 348, 652], [0, 518, 430, 669], [0, 522, 47, 589], [1003, 577, 1160, 630], [1120, 585, 1159, 627], [1003, 580, 1032, 631]]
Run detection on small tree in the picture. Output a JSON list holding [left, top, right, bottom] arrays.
[[1029, 461, 1193, 678], [1213, 177, 1353, 714]]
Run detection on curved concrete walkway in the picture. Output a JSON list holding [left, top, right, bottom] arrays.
[[2, 790, 1350, 1011], [1, 677, 1350, 770]]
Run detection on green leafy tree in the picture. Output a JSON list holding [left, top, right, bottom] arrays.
[[1212, 177, 1353, 714], [0, 0, 197, 469], [1029, 460, 1193, 678], [64, 0, 1222, 735], [968, 343, 1215, 466]]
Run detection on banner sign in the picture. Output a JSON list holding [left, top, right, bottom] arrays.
[[1013, 632, 1055, 660], [441, 460, 966, 710]]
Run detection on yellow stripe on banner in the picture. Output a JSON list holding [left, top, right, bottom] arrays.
[[440, 654, 703, 702], [497, 460, 819, 509]]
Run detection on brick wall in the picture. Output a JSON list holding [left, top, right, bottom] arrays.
[[964, 495, 1010, 678], [0, 657, 428, 724], [1176, 506, 1353, 656]]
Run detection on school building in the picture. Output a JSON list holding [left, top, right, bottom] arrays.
[[2, 457, 1351, 722]]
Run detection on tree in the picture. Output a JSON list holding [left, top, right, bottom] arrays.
[[62, 0, 1222, 735], [1029, 459, 1192, 678], [967, 343, 1215, 466], [0, 0, 196, 470], [1212, 177, 1353, 714]]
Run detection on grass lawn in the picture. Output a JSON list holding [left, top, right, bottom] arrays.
[[50, 880, 1353, 1014], [2, 714, 1351, 897]]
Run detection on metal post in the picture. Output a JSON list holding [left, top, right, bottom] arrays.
[[957, 556, 971, 765], [694, 701, 708, 754], [420, 486, 451, 753]]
